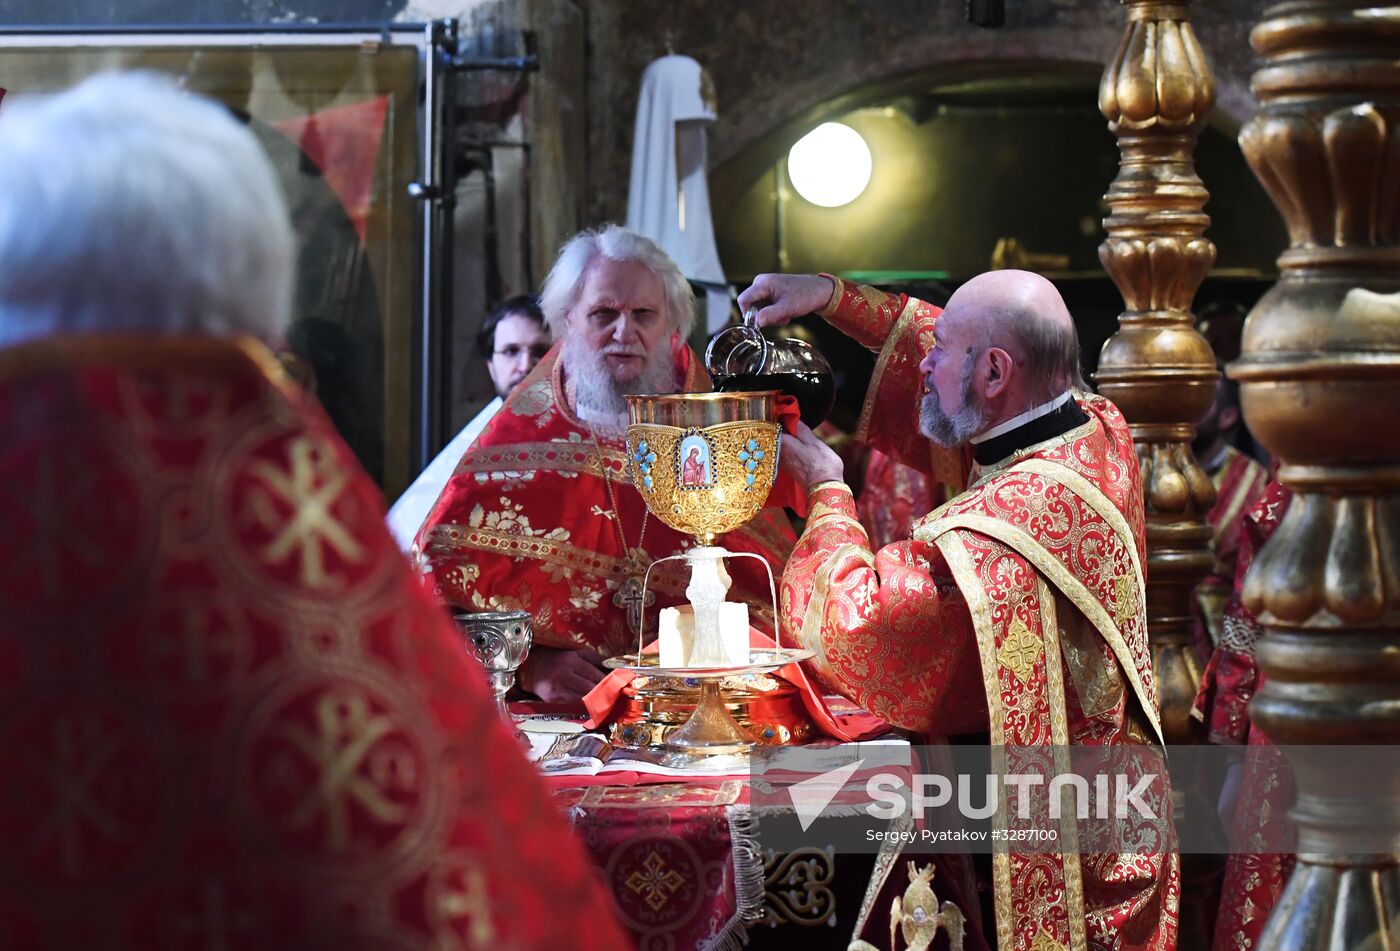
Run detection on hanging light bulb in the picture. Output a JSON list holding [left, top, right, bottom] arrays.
[[787, 122, 873, 208]]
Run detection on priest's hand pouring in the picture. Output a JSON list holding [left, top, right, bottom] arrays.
[[737, 273, 837, 328]]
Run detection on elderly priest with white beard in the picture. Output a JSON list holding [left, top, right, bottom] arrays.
[[415, 225, 796, 703]]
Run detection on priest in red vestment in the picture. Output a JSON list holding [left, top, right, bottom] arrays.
[[856, 447, 951, 550], [415, 225, 796, 701], [739, 270, 1177, 951], [1193, 481, 1295, 951], [0, 73, 627, 950], [1191, 374, 1268, 659]]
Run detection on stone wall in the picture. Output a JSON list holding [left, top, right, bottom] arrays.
[[1, 0, 1276, 283], [583, 0, 1269, 224], [0, 0, 1279, 467]]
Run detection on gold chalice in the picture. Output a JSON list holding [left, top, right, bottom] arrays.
[[610, 391, 811, 761], [626, 390, 783, 544]]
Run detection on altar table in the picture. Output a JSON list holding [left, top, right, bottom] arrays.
[[519, 704, 898, 951]]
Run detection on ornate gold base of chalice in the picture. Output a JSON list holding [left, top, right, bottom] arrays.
[[603, 649, 814, 758], [670, 680, 753, 754], [608, 672, 813, 748]]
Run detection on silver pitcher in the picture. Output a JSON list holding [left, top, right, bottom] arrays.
[[454, 610, 533, 734], [705, 310, 836, 429]]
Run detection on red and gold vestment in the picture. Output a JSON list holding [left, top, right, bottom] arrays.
[[856, 447, 950, 551], [0, 335, 627, 949], [781, 280, 1178, 951], [1194, 445, 1269, 659], [1193, 480, 1295, 951], [415, 342, 796, 655]]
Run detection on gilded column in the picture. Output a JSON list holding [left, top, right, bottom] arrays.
[[1232, 3, 1400, 947], [1095, 7, 1220, 945], [1096, 0, 1219, 743]]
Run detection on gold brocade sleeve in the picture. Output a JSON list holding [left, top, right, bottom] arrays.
[[816, 275, 909, 349], [779, 483, 987, 734], [819, 277, 967, 493]]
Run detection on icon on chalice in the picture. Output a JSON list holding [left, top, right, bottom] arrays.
[[607, 389, 813, 764]]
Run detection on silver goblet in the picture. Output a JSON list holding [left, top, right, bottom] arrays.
[[454, 610, 533, 735]]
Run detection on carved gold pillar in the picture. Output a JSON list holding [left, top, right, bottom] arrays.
[[1095, 7, 1220, 945], [1232, 3, 1400, 947], [1096, 0, 1219, 738]]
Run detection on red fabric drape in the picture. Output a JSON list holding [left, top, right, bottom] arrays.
[[0, 335, 628, 950]]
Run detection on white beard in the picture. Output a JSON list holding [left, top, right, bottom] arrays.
[[563, 335, 680, 437], [918, 358, 989, 448]]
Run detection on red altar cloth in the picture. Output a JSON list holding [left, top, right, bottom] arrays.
[[556, 781, 760, 951], [543, 740, 917, 950]]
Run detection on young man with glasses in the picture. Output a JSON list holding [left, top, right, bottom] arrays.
[[388, 295, 549, 549]]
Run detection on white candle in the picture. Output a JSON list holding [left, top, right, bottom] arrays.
[[657, 603, 750, 667]]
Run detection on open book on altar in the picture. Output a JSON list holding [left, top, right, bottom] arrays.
[[525, 729, 753, 777], [522, 719, 911, 778]]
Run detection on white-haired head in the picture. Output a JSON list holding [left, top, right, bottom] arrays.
[[0, 71, 294, 348], [538, 225, 694, 340]]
